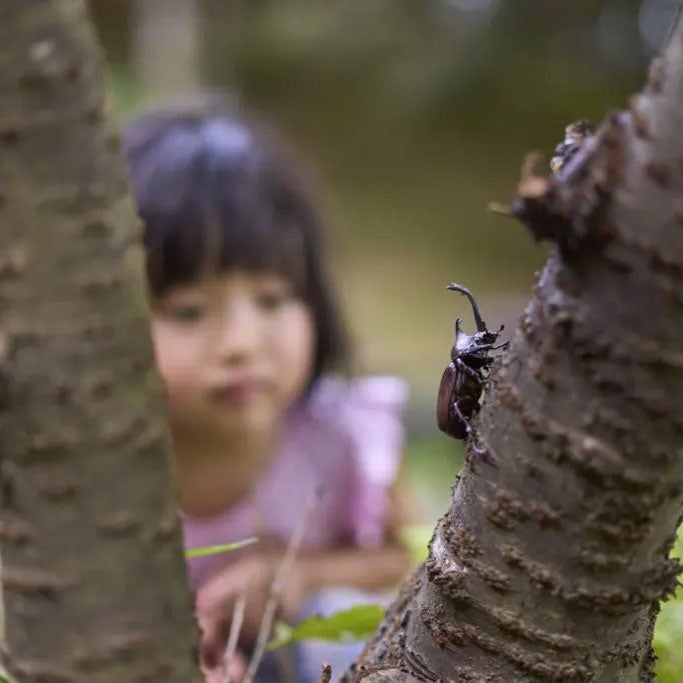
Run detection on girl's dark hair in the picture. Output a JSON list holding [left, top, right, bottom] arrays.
[[123, 96, 350, 383]]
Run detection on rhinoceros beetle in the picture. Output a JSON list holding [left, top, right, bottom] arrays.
[[436, 283, 506, 442]]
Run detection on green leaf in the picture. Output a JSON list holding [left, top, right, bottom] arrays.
[[655, 525, 683, 683], [185, 537, 258, 558], [0, 662, 14, 682], [267, 604, 383, 651]]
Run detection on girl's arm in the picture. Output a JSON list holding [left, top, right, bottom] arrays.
[[293, 542, 410, 598], [196, 467, 418, 659], [291, 465, 418, 602]]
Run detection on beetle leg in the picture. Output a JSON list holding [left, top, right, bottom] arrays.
[[452, 400, 476, 437], [469, 431, 497, 467], [453, 402, 496, 468], [452, 401, 484, 468], [469, 343, 494, 351], [455, 357, 484, 384], [464, 343, 498, 355]]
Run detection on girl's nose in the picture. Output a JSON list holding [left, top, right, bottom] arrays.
[[213, 305, 262, 364]]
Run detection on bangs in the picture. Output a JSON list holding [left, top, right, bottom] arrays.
[[128, 121, 308, 297]]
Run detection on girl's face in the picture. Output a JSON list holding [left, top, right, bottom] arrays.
[[151, 269, 315, 440]]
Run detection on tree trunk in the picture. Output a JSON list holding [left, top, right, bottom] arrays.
[[344, 14, 683, 683], [0, 2, 200, 681]]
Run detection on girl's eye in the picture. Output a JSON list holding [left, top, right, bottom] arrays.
[[166, 304, 205, 323], [256, 288, 291, 311]]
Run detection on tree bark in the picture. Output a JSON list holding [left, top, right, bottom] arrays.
[[0, 2, 200, 681], [344, 13, 683, 683]]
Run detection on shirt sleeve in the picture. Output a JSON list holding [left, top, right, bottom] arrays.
[[338, 376, 409, 548]]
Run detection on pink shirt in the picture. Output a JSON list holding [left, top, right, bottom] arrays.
[[182, 376, 408, 588]]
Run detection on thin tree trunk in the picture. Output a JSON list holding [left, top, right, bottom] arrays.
[[0, 2, 200, 681], [345, 13, 683, 683]]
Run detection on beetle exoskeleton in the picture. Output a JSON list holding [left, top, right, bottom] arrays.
[[437, 283, 505, 443]]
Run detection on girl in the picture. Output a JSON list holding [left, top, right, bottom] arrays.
[[123, 97, 412, 682]]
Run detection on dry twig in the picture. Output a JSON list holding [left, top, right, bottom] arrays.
[[243, 491, 321, 683], [222, 592, 247, 683]]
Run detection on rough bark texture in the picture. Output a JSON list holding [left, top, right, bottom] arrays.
[[0, 2, 200, 681], [343, 15, 683, 683]]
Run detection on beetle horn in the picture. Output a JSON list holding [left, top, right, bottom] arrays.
[[447, 283, 486, 332]]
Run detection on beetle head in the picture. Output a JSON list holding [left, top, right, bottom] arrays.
[[448, 283, 502, 359]]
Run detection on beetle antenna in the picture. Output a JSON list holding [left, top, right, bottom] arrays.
[[447, 283, 486, 332]]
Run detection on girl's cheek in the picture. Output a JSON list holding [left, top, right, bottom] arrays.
[[156, 350, 197, 394], [150, 324, 197, 389], [279, 307, 316, 397]]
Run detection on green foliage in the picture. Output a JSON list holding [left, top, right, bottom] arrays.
[[654, 527, 683, 682], [184, 537, 258, 559], [267, 604, 384, 651]]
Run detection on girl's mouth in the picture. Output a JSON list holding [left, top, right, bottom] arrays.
[[206, 377, 268, 404]]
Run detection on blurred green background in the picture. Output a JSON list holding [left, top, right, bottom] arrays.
[[89, 1, 682, 678]]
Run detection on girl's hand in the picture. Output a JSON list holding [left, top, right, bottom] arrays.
[[196, 552, 309, 669], [202, 648, 247, 683]]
